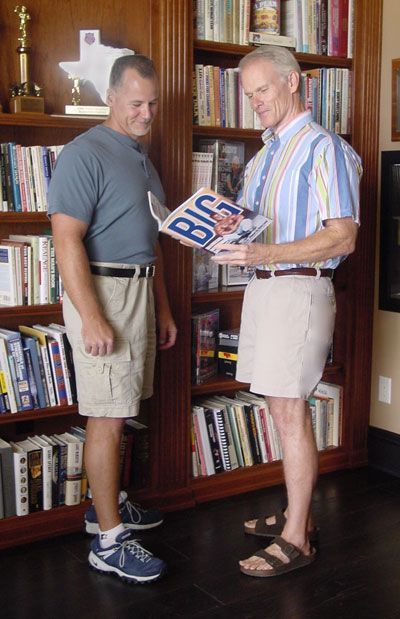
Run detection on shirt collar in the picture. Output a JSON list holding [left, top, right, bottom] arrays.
[[261, 111, 313, 146]]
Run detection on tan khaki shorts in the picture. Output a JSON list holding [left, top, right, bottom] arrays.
[[236, 274, 336, 399], [63, 263, 156, 418]]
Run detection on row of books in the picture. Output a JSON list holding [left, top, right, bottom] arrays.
[[301, 67, 351, 134], [0, 142, 64, 212], [0, 234, 62, 307], [0, 324, 77, 415], [281, 0, 354, 58], [194, 62, 352, 134], [194, 0, 253, 45], [194, 64, 263, 129], [194, 0, 353, 59], [0, 428, 86, 518], [0, 417, 150, 518], [191, 383, 342, 477]]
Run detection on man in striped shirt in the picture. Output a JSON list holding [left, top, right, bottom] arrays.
[[212, 46, 362, 578]]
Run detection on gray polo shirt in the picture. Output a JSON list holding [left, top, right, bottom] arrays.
[[48, 124, 165, 264]]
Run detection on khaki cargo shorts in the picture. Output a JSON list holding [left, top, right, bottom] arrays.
[[236, 274, 336, 399], [63, 263, 156, 418]]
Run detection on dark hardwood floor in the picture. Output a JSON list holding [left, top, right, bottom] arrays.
[[1, 466, 400, 619]]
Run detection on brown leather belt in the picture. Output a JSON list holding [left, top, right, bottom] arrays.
[[255, 268, 334, 279], [90, 265, 155, 278]]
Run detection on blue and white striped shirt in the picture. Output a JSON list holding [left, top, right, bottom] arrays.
[[239, 111, 362, 270]]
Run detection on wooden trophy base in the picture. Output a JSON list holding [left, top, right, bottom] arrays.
[[9, 95, 45, 114]]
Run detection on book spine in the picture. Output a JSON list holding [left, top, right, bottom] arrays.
[[56, 443, 67, 505], [27, 448, 43, 512], [0, 443, 16, 516], [23, 347, 39, 409], [213, 408, 231, 470], [204, 408, 224, 473], [7, 143, 22, 212], [1, 143, 14, 211], [7, 336, 33, 410], [48, 340, 68, 406], [40, 344, 57, 407], [12, 450, 29, 516]]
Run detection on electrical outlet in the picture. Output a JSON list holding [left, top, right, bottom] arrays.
[[378, 376, 392, 404]]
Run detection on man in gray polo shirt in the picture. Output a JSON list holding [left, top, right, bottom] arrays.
[[48, 54, 177, 584]]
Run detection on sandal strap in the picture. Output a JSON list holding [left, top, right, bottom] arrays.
[[254, 511, 286, 535], [272, 536, 302, 560], [253, 548, 284, 569]]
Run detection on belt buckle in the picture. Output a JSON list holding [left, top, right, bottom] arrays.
[[144, 265, 155, 278]]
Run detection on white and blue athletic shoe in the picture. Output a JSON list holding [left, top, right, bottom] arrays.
[[89, 529, 166, 584], [85, 491, 164, 535]]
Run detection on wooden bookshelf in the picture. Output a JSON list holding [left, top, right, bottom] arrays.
[[0, 0, 382, 548]]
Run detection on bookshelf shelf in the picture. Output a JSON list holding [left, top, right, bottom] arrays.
[[0, 403, 78, 425], [190, 445, 348, 503], [193, 125, 262, 140], [192, 375, 249, 396], [0, 112, 103, 130], [192, 286, 246, 304], [0, 212, 49, 223], [0, 303, 62, 319], [0, 499, 90, 550], [194, 39, 353, 69]]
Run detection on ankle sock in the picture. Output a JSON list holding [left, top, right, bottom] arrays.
[[99, 523, 126, 548]]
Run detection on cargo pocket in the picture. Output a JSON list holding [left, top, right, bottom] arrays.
[[74, 339, 134, 407]]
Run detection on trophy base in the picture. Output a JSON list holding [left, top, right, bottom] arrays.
[[10, 96, 45, 114], [65, 105, 109, 116]]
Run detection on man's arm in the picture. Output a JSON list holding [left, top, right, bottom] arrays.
[[51, 213, 114, 356], [211, 217, 358, 266], [153, 241, 177, 350]]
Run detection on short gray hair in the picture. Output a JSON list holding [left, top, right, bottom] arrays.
[[109, 54, 157, 89], [239, 46, 301, 82]]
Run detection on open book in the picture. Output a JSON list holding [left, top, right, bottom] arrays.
[[148, 188, 271, 253]]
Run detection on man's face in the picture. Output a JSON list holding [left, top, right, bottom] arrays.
[[240, 59, 298, 131], [106, 67, 159, 139]]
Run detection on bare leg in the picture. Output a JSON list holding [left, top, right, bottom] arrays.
[[85, 416, 125, 531], [240, 396, 318, 572]]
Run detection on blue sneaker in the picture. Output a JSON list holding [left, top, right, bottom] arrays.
[[89, 529, 166, 584], [85, 491, 164, 535]]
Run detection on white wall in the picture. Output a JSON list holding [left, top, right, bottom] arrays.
[[370, 0, 400, 432]]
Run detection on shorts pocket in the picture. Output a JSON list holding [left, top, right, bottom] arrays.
[[73, 338, 136, 407]]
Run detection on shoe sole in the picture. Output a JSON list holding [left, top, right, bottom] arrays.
[[88, 551, 166, 584], [85, 519, 164, 535]]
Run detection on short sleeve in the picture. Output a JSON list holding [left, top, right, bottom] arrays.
[[312, 137, 362, 225], [47, 143, 101, 224]]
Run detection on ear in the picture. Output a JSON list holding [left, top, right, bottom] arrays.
[[287, 70, 300, 94], [106, 88, 114, 106]]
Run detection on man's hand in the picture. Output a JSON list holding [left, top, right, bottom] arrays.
[[157, 309, 178, 350], [211, 242, 266, 265], [81, 316, 115, 356]]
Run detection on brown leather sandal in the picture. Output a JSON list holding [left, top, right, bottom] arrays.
[[244, 511, 319, 543], [239, 535, 316, 578]]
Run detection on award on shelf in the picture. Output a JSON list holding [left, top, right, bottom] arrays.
[[9, 5, 45, 114], [59, 30, 135, 116]]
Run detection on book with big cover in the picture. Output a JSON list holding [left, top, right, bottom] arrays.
[[148, 188, 270, 254], [191, 308, 219, 385]]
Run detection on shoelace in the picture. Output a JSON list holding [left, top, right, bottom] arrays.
[[124, 500, 143, 524], [118, 539, 153, 568]]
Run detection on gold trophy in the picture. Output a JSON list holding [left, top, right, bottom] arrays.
[[9, 5, 45, 113]]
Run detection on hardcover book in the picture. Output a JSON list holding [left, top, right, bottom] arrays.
[[148, 187, 270, 253], [191, 308, 219, 385]]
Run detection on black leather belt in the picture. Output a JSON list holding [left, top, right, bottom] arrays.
[[90, 264, 155, 278], [255, 268, 334, 279]]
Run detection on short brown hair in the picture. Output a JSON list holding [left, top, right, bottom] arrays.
[[109, 54, 157, 89]]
